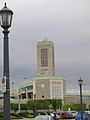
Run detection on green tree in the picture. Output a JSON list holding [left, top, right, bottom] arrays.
[[11, 103, 18, 112], [62, 103, 86, 111], [27, 99, 62, 111], [88, 104, 90, 110], [50, 99, 62, 111], [27, 99, 34, 110], [20, 104, 28, 110]]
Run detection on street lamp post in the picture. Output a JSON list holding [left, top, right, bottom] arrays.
[[0, 3, 13, 120], [78, 78, 83, 120], [12, 82, 15, 97]]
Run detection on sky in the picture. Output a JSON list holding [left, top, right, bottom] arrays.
[[0, 0, 90, 93]]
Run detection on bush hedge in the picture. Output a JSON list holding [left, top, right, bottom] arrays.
[[62, 103, 86, 111]]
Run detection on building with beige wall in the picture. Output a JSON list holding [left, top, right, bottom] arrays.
[[37, 41, 55, 76], [64, 94, 90, 105], [18, 76, 66, 100], [18, 40, 66, 100]]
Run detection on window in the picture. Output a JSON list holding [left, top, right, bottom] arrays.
[[41, 48, 48, 66], [42, 95, 44, 98], [52, 81, 61, 99], [21, 85, 33, 91]]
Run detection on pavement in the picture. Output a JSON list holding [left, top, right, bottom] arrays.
[[12, 116, 76, 120]]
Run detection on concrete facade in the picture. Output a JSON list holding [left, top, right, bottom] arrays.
[[64, 95, 90, 105], [35, 79, 50, 99], [18, 76, 66, 100], [37, 41, 55, 76]]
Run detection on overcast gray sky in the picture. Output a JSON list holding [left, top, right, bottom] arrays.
[[0, 0, 90, 92]]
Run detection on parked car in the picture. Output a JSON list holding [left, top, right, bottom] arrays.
[[71, 111, 77, 118], [56, 111, 73, 119], [75, 112, 89, 120], [34, 115, 54, 120], [50, 113, 60, 120], [62, 112, 74, 119]]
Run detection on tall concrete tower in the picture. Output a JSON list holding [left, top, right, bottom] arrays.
[[37, 40, 55, 76]]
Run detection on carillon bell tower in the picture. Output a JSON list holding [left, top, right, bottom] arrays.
[[37, 40, 55, 76]]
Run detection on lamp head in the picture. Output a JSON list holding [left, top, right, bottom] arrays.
[[78, 77, 83, 85], [0, 3, 13, 29]]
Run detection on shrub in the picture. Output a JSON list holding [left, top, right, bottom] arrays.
[[18, 112, 29, 117], [11, 116, 22, 119], [11, 113, 22, 119], [0, 112, 3, 118], [11, 103, 18, 112], [20, 103, 28, 110], [11, 113, 21, 117], [26, 114, 34, 118], [88, 104, 90, 110], [62, 103, 86, 111], [27, 99, 62, 110]]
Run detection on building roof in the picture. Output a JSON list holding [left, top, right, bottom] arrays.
[[66, 94, 90, 98], [18, 80, 33, 89], [37, 40, 53, 44], [32, 76, 65, 80], [66, 93, 90, 98]]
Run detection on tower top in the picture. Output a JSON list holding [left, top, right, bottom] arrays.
[[43, 37, 48, 41]]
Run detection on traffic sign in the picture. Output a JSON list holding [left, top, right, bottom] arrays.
[[1, 76, 6, 93]]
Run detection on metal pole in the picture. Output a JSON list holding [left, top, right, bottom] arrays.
[[18, 90, 21, 113], [3, 28, 10, 120], [12, 82, 14, 97], [79, 84, 83, 120], [33, 94, 36, 116], [18, 96, 21, 113]]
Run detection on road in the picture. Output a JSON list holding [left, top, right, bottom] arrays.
[[12, 118, 75, 120]]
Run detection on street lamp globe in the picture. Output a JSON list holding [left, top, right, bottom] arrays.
[[0, 3, 13, 29], [78, 78, 83, 85]]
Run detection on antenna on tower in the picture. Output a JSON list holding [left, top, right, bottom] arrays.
[[43, 37, 48, 41]]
